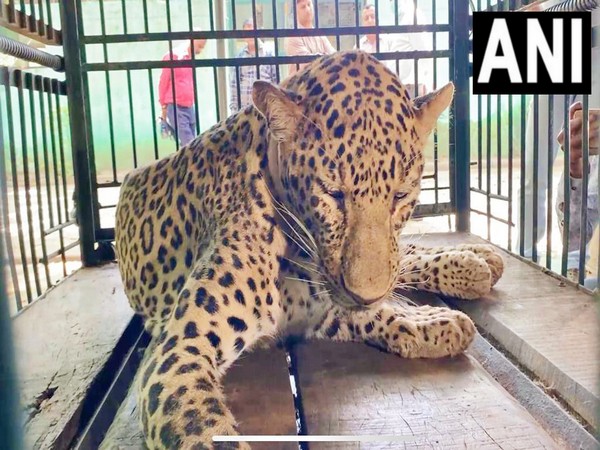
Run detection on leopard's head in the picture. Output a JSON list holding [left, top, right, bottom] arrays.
[[253, 50, 453, 308]]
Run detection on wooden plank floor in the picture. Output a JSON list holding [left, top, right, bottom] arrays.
[[17, 233, 596, 449], [12, 262, 134, 449], [101, 339, 562, 450], [416, 233, 599, 431]]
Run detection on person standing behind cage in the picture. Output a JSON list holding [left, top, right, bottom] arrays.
[[229, 19, 278, 114], [518, 8, 599, 279], [284, 0, 336, 77], [356, 3, 432, 96], [158, 36, 207, 147], [355, 5, 399, 74], [554, 25, 600, 288]]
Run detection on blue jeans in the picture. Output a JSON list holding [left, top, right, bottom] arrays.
[[167, 104, 196, 147]]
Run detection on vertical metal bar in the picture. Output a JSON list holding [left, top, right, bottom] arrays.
[[0, 232, 24, 450], [546, 95, 554, 269], [42, 78, 56, 228], [251, 0, 260, 83], [98, 0, 117, 181], [375, 0, 380, 54], [165, 0, 180, 149], [215, 0, 227, 121], [272, 0, 281, 82], [235, 66, 242, 111], [232, 0, 237, 29], [187, 0, 200, 134], [477, 0, 483, 192], [208, 0, 215, 31], [292, 0, 299, 73], [142, 1, 160, 159], [126, 72, 138, 167], [486, 95, 491, 240], [37, 0, 44, 26], [28, 0, 35, 31], [31, 75, 51, 289], [578, 96, 590, 286], [18, 73, 41, 297], [149, 69, 160, 160], [334, 0, 340, 50], [508, 94, 513, 251], [44, 0, 52, 30], [60, 0, 98, 266], [496, 95, 501, 195], [6, 73, 32, 305], [477, 99, 482, 189], [532, 95, 539, 263], [55, 85, 70, 274], [121, 0, 137, 167], [0, 68, 23, 310], [39, 78, 58, 227], [597, 121, 600, 285], [561, 95, 571, 276], [45, 78, 68, 276], [451, 0, 471, 232], [519, 95, 526, 256], [432, 0, 439, 205], [354, 0, 360, 50]]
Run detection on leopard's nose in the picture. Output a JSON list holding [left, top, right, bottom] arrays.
[[340, 273, 385, 306]]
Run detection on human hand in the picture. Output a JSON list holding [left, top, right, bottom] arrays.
[[557, 102, 600, 178]]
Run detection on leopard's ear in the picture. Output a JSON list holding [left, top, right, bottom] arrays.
[[412, 82, 454, 134], [252, 80, 304, 142]]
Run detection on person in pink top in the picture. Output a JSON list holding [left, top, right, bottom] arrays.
[[158, 37, 206, 147], [284, 0, 336, 76]]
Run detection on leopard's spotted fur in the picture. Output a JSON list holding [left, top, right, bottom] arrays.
[[115, 50, 504, 450]]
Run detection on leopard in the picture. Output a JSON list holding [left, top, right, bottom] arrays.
[[115, 50, 504, 450]]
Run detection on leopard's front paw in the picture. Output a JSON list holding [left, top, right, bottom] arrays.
[[386, 307, 476, 358], [433, 251, 492, 300], [454, 244, 504, 286]]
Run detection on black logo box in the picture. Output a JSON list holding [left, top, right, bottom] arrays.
[[472, 11, 592, 95]]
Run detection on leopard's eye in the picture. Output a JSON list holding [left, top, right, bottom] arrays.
[[394, 192, 409, 202]]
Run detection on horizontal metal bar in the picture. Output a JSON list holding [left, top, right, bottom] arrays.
[[82, 24, 451, 45], [96, 181, 122, 189], [40, 240, 80, 264], [0, 68, 67, 95], [470, 187, 510, 202], [43, 220, 77, 237], [412, 202, 454, 218], [0, 3, 62, 46], [0, 35, 63, 71], [84, 50, 451, 72], [420, 186, 450, 192], [470, 208, 514, 226]]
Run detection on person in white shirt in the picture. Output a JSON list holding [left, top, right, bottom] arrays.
[[356, 3, 430, 97], [355, 5, 398, 74], [284, 0, 336, 76]]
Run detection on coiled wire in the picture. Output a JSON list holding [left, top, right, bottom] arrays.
[[0, 36, 63, 72], [546, 0, 599, 12]]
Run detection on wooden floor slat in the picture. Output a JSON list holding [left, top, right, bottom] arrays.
[[413, 232, 599, 431], [294, 341, 560, 450], [13, 263, 134, 450]]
